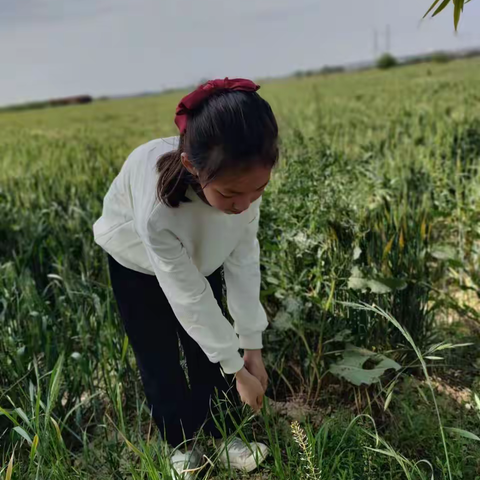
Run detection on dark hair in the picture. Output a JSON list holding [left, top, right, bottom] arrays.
[[156, 90, 279, 207]]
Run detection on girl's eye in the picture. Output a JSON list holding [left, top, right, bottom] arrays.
[[219, 192, 234, 199]]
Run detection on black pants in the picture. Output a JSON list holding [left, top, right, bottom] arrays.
[[107, 253, 239, 447]]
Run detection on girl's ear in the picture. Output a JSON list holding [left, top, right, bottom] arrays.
[[181, 152, 198, 177]]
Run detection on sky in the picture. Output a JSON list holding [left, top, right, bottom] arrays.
[[2, 0, 480, 106]]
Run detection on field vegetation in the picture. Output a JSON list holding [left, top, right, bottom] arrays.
[[1, 58, 480, 479]]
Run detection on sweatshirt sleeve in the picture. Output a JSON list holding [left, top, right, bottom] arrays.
[[223, 201, 269, 350], [141, 211, 245, 375]]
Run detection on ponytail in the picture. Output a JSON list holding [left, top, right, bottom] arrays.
[[155, 136, 194, 207]]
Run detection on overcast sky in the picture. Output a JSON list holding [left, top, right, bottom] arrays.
[[2, 0, 480, 106]]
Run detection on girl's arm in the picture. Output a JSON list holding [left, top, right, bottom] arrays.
[[141, 213, 244, 375], [223, 201, 269, 352]]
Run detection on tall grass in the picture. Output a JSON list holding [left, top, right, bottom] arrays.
[[1, 59, 480, 478]]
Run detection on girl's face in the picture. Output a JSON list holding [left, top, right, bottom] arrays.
[[203, 165, 271, 214], [181, 153, 271, 214]]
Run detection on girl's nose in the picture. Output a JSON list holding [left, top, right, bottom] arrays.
[[234, 196, 250, 213]]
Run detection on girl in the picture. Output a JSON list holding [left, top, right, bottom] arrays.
[[93, 77, 278, 478]]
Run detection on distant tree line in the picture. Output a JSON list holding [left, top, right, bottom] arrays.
[[292, 48, 480, 77], [1, 95, 92, 113], [377, 48, 480, 70]]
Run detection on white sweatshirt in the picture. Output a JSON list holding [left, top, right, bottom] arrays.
[[92, 136, 268, 374]]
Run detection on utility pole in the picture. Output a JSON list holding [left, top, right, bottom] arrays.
[[386, 24, 391, 52]]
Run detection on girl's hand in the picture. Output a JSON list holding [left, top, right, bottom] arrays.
[[235, 367, 264, 412], [243, 349, 268, 392]]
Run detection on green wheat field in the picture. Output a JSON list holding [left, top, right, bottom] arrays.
[[1, 58, 480, 479]]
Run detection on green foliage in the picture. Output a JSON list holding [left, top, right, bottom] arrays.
[[424, 0, 473, 31], [377, 53, 398, 70], [430, 51, 452, 63], [328, 345, 401, 386], [1, 59, 480, 478]]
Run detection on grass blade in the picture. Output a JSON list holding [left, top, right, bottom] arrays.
[[445, 427, 480, 441], [29, 434, 39, 461], [5, 451, 14, 480], [13, 426, 33, 445], [423, 0, 443, 18], [45, 353, 65, 424], [454, 0, 462, 29], [0, 406, 19, 427], [384, 389, 394, 411], [432, 0, 452, 17], [14, 408, 32, 428], [50, 417, 64, 442], [340, 301, 453, 480]]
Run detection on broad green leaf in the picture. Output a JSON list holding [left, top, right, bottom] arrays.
[[374, 277, 407, 292], [273, 297, 302, 331], [430, 246, 463, 268], [325, 329, 353, 344], [430, 246, 458, 261], [445, 427, 480, 441], [367, 279, 392, 294], [347, 266, 370, 291], [329, 345, 401, 386], [347, 267, 406, 294]]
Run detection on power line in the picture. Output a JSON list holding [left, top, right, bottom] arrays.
[[373, 25, 393, 58]]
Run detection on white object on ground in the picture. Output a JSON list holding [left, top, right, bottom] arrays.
[[170, 446, 203, 479], [216, 436, 269, 472]]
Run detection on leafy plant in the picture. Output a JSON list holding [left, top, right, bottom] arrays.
[[329, 344, 401, 386], [377, 53, 398, 70], [2, 56, 480, 478], [424, 0, 473, 30]]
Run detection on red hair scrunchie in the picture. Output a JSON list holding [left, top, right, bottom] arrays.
[[174, 77, 260, 134]]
